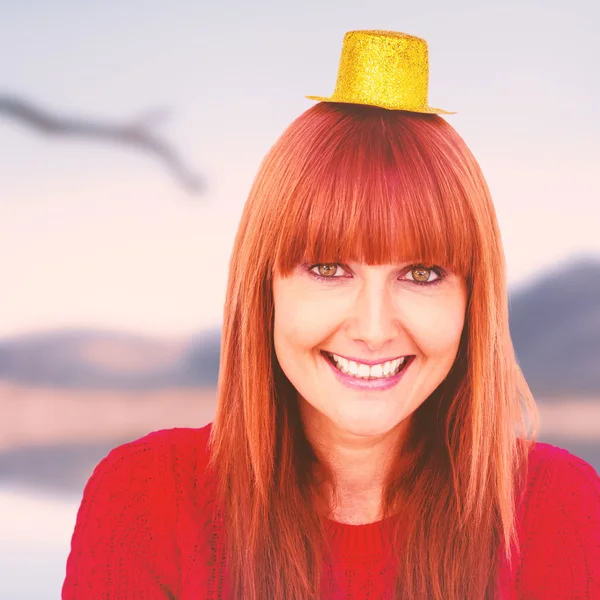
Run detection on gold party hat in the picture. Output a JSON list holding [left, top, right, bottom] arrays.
[[306, 30, 455, 114]]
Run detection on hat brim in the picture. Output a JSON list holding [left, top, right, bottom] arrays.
[[305, 95, 455, 115]]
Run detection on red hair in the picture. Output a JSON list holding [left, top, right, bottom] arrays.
[[207, 103, 539, 599]]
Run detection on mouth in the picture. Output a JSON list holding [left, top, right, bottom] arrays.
[[320, 350, 413, 380]]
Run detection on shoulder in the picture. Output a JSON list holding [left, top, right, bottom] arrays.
[[63, 422, 216, 596], [525, 440, 600, 500], [89, 421, 215, 499], [108, 421, 214, 457], [124, 422, 213, 459], [70, 422, 216, 535], [523, 440, 600, 528], [514, 440, 600, 596]]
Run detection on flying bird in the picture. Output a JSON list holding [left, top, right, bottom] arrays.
[[0, 94, 206, 195]]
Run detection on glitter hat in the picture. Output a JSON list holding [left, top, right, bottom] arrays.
[[306, 30, 455, 115]]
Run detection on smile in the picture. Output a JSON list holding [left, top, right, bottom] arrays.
[[321, 351, 413, 391], [324, 351, 408, 379]]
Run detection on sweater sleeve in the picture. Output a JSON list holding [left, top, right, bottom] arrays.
[[519, 448, 600, 598], [61, 430, 179, 600]]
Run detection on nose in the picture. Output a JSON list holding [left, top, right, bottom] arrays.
[[347, 280, 399, 351]]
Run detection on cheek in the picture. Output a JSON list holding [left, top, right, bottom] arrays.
[[403, 297, 466, 356], [273, 300, 328, 388], [274, 313, 309, 352], [274, 291, 338, 349]]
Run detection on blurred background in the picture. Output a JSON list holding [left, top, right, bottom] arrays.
[[1, 0, 599, 597]]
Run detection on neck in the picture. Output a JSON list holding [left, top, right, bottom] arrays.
[[300, 401, 408, 524]]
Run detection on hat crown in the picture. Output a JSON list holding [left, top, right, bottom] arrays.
[[306, 29, 454, 115], [334, 30, 429, 111]]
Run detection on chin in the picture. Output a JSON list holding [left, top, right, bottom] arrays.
[[333, 411, 404, 438]]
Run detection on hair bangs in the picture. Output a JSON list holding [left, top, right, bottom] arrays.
[[273, 111, 477, 280]]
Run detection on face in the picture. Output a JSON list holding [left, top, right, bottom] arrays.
[[272, 261, 468, 445]]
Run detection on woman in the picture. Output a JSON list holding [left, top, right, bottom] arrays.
[[62, 31, 600, 599]]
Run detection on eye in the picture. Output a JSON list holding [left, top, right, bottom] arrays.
[[310, 263, 347, 278], [407, 265, 439, 283], [404, 266, 441, 284]]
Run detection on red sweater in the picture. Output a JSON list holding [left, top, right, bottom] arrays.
[[62, 423, 600, 599]]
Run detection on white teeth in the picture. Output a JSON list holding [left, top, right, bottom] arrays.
[[357, 363, 370, 377], [329, 353, 407, 379]]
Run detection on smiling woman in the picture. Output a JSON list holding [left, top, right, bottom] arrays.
[[222, 88, 520, 597], [62, 30, 600, 600]]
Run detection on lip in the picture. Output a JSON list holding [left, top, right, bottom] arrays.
[[321, 351, 414, 391], [322, 351, 410, 366]]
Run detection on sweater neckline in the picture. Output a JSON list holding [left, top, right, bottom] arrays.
[[322, 512, 404, 557]]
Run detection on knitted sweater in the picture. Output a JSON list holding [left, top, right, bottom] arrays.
[[62, 422, 600, 599]]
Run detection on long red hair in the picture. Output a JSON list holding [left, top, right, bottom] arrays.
[[207, 102, 539, 599]]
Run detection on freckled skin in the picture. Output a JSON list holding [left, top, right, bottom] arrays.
[[272, 262, 468, 520]]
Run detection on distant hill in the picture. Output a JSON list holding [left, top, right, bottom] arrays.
[[0, 256, 599, 396], [509, 257, 600, 397], [0, 327, 221, 389]]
